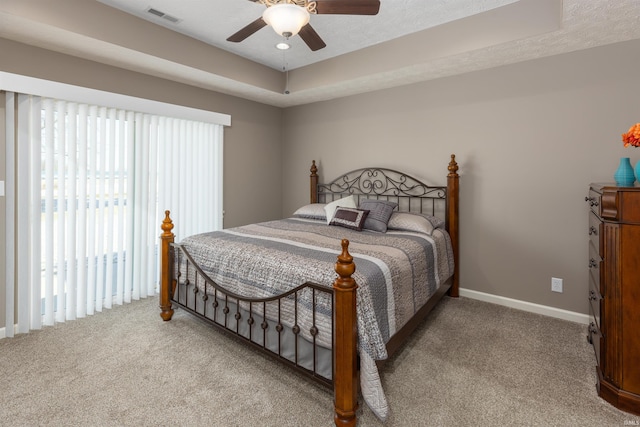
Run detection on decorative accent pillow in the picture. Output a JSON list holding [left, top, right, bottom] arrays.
[[324, 195, 357, 224], [387, 212, 436, 235], [293, 203, 327, 220], [329, 207, 369, 231], [358, 199, 398, 233]]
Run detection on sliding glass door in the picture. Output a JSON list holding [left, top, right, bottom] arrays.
[[5, 92, 224, 336]]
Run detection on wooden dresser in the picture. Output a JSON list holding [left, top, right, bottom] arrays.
[[586, 183, 640, 416]]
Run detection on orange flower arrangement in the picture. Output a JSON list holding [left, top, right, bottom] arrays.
[[622, 123, 640, 147]]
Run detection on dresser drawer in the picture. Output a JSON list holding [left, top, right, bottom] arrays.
[[588, 211, 604, 255], [588, 314, 602, 368], [589, 241, 602, 294], [586, 189, 601, 216], [589, 275, 602, 330]]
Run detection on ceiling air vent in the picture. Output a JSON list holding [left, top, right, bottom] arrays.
[[146, 7, 181, 24]]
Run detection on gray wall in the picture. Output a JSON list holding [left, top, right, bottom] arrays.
[[2, 36, 640, 332], [282, 38, 640, 315], [0, 38, 284, 330]]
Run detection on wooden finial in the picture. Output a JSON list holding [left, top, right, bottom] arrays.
[[310, 160, 318, 176], [161, 210, 174, 235], [334, 239, 355, 283], [448, 154, 459, 177]]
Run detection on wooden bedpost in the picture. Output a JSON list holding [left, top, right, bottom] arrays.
[[160, 210, 175, 321], [310, 160, 319, 203], [447, 154, 460, 298], [333, 239, 358, 427]]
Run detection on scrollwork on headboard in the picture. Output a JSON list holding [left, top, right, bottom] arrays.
[[315, 165, 448, 218], [318, 168, 446, 199]]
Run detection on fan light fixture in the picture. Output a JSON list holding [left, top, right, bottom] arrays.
[[262, 3, 310, 38]]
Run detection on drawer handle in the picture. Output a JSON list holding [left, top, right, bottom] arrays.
[[589, 258, 598, 268], [588, 226, 598, 236], [588, 322, 599, 341], [584, 196, 599, 207]]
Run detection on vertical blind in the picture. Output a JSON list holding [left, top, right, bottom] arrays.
[[4, 92, 224, 337]]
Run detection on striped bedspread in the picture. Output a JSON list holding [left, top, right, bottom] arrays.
[[179, 216, 454, 420]]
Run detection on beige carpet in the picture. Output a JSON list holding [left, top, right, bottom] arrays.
[[0, 296, 636, 426]]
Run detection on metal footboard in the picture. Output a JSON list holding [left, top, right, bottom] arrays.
[[169, 242, 335, 388]]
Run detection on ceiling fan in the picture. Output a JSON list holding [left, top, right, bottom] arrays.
[[227, 0, 381, 51]]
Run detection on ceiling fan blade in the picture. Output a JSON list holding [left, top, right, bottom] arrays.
[[315, 0, 380, 15], [227, 17, 267, 42], [299, 24, 326, 51]]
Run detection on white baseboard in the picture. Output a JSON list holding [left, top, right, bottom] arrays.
[[0, 290, 589, 339], [459, 288, 590, 325]]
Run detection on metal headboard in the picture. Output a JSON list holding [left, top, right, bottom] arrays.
[[314, 165, 448, 220]]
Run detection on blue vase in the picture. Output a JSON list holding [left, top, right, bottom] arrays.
[[636, 160, 640, 185], [614, 157, 635, 186]]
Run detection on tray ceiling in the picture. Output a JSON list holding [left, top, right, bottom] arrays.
[[1, 0, 639, 107]]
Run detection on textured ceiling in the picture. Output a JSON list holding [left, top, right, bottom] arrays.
[[96, 0, 521, 71], [1, 0, 640, 108]]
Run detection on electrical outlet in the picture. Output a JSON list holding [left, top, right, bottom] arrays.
[[551, 277, 563, 293]]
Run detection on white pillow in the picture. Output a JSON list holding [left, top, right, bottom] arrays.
[[324, 195, 357, 224], [292, 203, 327, 220]]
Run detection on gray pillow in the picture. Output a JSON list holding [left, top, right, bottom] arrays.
[[387, 212, 438, 235], [358, 199, 398, 232], [424, 214, 445, 230]]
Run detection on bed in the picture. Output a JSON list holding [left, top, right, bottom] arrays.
[[158, 155, 460, 426]]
